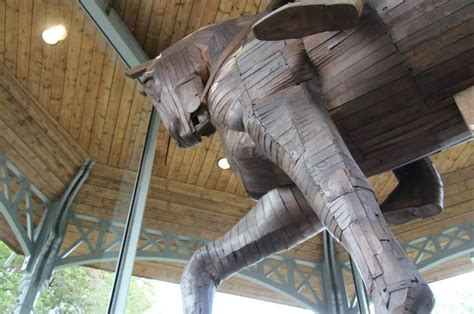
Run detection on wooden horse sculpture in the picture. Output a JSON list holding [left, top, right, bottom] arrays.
[[127, 1, 472, 313]]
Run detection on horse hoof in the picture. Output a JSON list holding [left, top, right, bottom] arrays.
[[253, 0, 362, 41], [387, 284, 434, 314]]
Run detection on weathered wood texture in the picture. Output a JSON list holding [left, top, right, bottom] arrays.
[[253, 0, 365, 40], [135, 1, 473, 311], [63, 153, 474, 307], [0, 61, 472, 305], [0, 0, 472, 309], [304, 1, 473, 175], [454, 86, 474, 136], [133, 0, 474, 311], [0, 0, 471, 196], [1, 49, 471, 274]]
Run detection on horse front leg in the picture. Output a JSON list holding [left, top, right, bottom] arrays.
[[245, 83, 434, 313], [181, 185, 324, 314]]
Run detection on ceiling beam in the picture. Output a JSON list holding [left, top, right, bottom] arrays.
[[78, 0, 148, 67]]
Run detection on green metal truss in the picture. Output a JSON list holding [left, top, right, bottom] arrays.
[[1, 154, 473, 313]]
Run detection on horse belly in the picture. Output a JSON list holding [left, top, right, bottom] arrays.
[[219, 127, 293, 200]]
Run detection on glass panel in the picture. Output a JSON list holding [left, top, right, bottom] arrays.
[[430, 271, 474, 313], [0, 0, 150, 311], [334, 243, 359, 313]]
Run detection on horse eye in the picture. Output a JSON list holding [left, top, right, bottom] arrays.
[[141, 68, 157, 85], [143, 75, 153, 85]]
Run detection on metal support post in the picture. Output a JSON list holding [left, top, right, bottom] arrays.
[[106, 110, 159, 313], [4, 252, 17, 266], [350, 257, 370, 314], [13, 160, 93, 314], [322, 231, 346, 314]]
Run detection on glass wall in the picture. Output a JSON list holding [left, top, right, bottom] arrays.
[[1, 0, 473, 313], [0, 0, 150, 310]]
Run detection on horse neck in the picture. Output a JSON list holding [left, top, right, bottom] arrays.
[[197, 16, 259, 70]]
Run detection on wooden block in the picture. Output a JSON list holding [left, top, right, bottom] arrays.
[[454, 85, 474, 136]]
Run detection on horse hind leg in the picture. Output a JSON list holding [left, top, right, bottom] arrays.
[[245, 83, 435, 313], [382, 157, 444, 225], [181, 185, 324, 314]]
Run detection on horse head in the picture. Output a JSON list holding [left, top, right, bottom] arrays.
[[129, 40, 215, 148]]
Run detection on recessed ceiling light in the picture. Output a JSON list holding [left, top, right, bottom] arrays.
[[217, 158, 231, 170], [42, 25, 67, 45]]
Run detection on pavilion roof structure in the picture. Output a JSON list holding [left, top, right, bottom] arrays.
[[0, 0, 472, 306]]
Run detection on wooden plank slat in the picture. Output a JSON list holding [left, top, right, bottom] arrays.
[[123, 0, 141, 30], [4, 0, 19, 72], [133, 0, 154, 48], [97, 61, 126, 164], [27, 0, 47, 98], [156, 0, 181, 53], [183, 0, 207, 36], [128, 99, 152, 171], [0, 119, 66, 193], [38, 0, 61, 112], [195, 136, 222, 187], [0, 90, 75, 181], [170, 0, 194, 45], [0, 0, 5, 63], [108, 78, 135, 166], [185, 136, 212, 184], [58, 1, 85, 131], [0, 63, 87, 163], [16, 0, 33, 85], [143, 0, 168, 56], [118, 85, 146, 168], [198, 0, 221, 29], [78, 32, 107, 151], [69, 20, 97, 141], [88, 45, 117, 159], [49, 0, 74, 120]]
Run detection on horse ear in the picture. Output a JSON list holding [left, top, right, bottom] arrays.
[[125, 55, 162, 79]]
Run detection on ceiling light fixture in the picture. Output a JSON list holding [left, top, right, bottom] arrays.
[[42, 25, 67, 45], [217, 158, 231, 170]]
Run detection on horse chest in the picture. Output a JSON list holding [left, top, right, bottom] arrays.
[[208, 37, 316, 131]]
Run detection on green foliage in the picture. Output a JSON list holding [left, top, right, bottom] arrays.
[[126, 277, 153, 314], [0, 242, 23, 313], [0, 242, 151, 313]]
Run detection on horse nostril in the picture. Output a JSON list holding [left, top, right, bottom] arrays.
[[191, 114, 200, 126]]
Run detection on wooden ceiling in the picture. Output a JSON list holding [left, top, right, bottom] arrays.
[[0, 0, 473, 306]]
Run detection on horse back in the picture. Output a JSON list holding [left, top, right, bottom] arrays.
[[304, 0, 473, 176]]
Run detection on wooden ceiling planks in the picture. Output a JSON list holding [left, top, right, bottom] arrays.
[[0, 1, 4, 65], [111, 0, 268, 58], [0, 0, 151, 173], [0, 63, 87, 199], [3, 0, 18, 73]]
